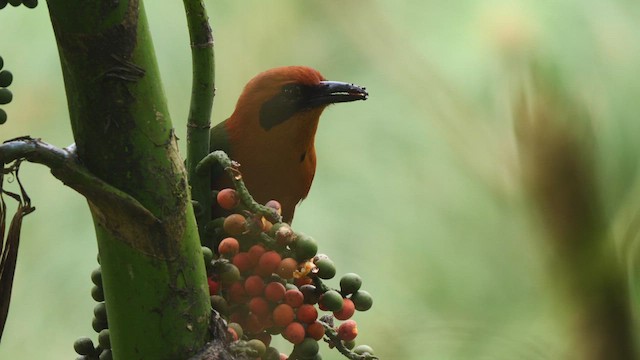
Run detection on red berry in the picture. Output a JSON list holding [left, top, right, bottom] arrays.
[[248, 244, 266, 267], [207, 278, 220, 295], [217, 188, 239, 210], [249, 297, 270, 318], [218, 237, 240, 257], [276, 258, 298, 279], [284, 289, 304, 308], [283, 322, 305, 344], [227, 327, 239, 341], [244, 275, 265, 297], [227, 281, 246, 304], [334, 298, 355, 320], [337, 320, 358, 341], [264, 282, 286, 302], [272, 304, 295, 327], [296, 304, 318, 324], [306, 321, 325, 341], [257, 251, 282, 277], [244, 313, 264, 334], [232, 252, 252, 273], [254, 332, 272, 347]]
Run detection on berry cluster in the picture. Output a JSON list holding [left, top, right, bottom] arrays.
[[0, 56, 13, 124], [206, 188, 376, 360], [73, 265, 112, 360], [0, 0, 38, 9]]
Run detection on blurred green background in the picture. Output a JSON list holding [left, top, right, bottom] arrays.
[[2, 1, 640, 359]]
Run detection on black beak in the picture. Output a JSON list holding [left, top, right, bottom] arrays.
[[307, 81, 368, 107]]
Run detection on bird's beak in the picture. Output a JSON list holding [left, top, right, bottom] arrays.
[[308, 81, 368, 107]]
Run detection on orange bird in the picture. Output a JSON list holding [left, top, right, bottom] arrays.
[[210, 66, 368, 223]]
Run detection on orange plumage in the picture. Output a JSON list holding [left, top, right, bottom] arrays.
[[210, 66, 367, 223]]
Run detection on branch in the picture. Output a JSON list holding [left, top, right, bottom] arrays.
[[0, 137, 159, 234], [183, 0, 216, 238]]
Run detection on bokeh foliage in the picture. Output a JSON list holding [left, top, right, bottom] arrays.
[[2, 1, 640, 359]]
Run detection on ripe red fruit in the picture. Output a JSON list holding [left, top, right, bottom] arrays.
[[272, 304, 295, 327], [334, 298, 355, 320], [207, 278, 220, 295], [244, 275, 265, 297], [244, 313, 264, 334], [257, 251, 282, 277], [223, 214, 247, 236], [283, 322, 305, 344], [217, 188, 239, 210], [306, 321, 325, 341], [264, 282, 286, 302], [284, 289, 304, 308], [248, 244, 266, 267], [218, 237, 240, 256], [337, 320, 358, 341], [227, 282, 247, 304], [276, 258, 298, 279], [249, 297, 270, 318], [296, 304, 318, 324], [232, 252, 252, 273]]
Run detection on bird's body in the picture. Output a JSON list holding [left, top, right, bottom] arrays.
[[210, 66, 367, 223]]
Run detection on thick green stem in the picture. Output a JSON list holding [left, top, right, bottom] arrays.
[[183, 0, 215, 239], [46, 1, 210, 358]]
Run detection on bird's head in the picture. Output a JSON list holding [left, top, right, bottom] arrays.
[[230, 66, 368, 132]]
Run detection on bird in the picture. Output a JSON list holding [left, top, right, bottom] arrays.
[[210, 66, 368, 223]]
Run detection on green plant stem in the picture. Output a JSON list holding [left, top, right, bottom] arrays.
[[183, 0, 215, 239]]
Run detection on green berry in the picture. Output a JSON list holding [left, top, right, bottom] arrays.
[[350, 290, 373, 311], [73, 337, 96, 356], [91, 285, 105, 302], [315, 258, 336, 279], [93, 302, 107, 321], [343, 339, 356, 350], [210, 295, 229, 315], [201, 246, 214, 264], [227, 322, 243, 339], [294, 337, 319, 358], [353, 344, 375, 356], [91, 268, 102, 287], [22, 0, 36, 8], [92, 316, 108, 332], [0, 56, 3, 69], [263, 347, 280, 360], [220, 263, 240, 285], [99, 349, 113, 360], [0, 88, 12, 105], [0, 2, 6, 10], [339, 273, 362, 295], [8, 0, 20, 7], [319, 290, 343, 312], [247, 339, 266, 356], [0, 109, 7, 125], [294, 233, 317, 261], [0, 70, 12, 87], [98, 329, 111, 349]]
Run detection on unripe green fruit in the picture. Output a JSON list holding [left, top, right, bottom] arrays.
[[91, 268, 102, 287], [201, 246, 214, 263], [0, 89, 12, 105], [92, 316, 108, 332], [0, 70, 12, 87], [99, 349, 113, 360], [351, 290, 373, 311], [22, 0, 37, 9], [73, 337, 95, 356], [319, 290, 343, 312], [294, 233, 317, 261], [98, 329, 111, 349], [91, 285, 105, 302], [353, 344, 375, 356], [93, 302, 107, 321], [220, 263, 240, 285], [0, 56, 3, 69], [263, 347, 280, 360], [339, 273, 362, 295], [0, 109, 7, 125], [315, 258, 336, 279], [8, 0, 20, 7], [294, 337, 319, 358], [247, 339, 266, 356]]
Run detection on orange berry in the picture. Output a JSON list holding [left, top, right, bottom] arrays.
[[283, 322, 305, 344], [334, 298, 355, 320], [306, 321, 325, 341], [249, 297, 270, 318], [218, 237, 240, 257], [244, 275, 265, 297], [337, 320, 358, 341], [248, 244, 266, 267], [276, 258, 298, 279], [284, 289, 304, 308], [223, 214, 247, 236], [272, 304, 295, 327], [217, 188, 239, 210], [296, 304, 317, 324], [232, 252, 252, 273], [257, 251, 282, 277], [264, 282, 286, 302]]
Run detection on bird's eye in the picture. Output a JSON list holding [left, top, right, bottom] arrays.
[[282, 84, 302, 98]]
